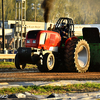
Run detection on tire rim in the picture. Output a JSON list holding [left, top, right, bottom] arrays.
[[48, 55, 54, 69], [77, 45, 88, 68]]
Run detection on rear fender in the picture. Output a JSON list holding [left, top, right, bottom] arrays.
[[65, 37, 78, 46]]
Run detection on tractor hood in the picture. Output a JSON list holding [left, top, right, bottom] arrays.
[[25, 30, 61, 51]]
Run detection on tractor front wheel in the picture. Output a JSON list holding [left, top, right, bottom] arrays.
[[37, 53, 56, 72], [43, 53, 55, 71], [64, 39, 90, 73]]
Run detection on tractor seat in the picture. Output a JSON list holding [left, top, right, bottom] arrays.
[[82, 27, 100, 43]]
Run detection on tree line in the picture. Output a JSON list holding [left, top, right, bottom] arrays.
[[0, 0, 100, 24]]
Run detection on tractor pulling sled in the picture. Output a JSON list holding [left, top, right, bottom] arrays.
[[15, 18, 90, 73]]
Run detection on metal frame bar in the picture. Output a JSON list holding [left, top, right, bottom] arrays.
[[15, 0, 26, 49]]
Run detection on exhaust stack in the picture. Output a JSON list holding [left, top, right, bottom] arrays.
[[41, 0, 55, 30], [44, 23, 47, 30]]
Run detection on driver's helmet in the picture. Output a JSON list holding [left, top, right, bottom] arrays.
[[61, 23, 66, 29], [61, 23, 66, 27]]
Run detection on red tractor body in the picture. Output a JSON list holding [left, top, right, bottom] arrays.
[[25, 30, 61, 51]]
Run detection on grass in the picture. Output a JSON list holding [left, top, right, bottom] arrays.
[[0, 83, 100, 95], [0, 62, 37, 69], [0, 62, 100, 95]]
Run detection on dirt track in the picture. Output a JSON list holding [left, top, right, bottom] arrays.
[[0, 71, 100, 82]]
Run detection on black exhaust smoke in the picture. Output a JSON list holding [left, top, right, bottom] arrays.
[[41, 0, 55, 23]]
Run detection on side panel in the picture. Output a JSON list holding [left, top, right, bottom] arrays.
[[49, 34, 56, 44], [89, 43, 100, 65], [38, 31, 61, 51]]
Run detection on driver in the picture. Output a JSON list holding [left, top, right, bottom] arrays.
[[60, 23, 68, 38]]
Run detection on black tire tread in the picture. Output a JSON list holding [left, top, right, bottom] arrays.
[[15, 54, 21, 69], [15, 54, 26, 69], [64, 39, 90, 73]]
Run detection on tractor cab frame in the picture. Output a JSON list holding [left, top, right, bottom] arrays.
[[55, 17, 74, 37]]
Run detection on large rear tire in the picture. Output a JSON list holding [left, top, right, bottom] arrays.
[[64, 39, 90, 73], [15, 54, 26, 69]]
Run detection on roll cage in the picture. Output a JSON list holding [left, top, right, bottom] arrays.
[[55, 17, 74, 37]]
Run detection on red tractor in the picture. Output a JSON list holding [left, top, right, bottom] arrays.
[[15, 18, 90, 73]]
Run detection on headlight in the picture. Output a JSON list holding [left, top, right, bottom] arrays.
[[39, 33, 47, 45], [27, 40, 30, 43], [33, 40, 36, 43]]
